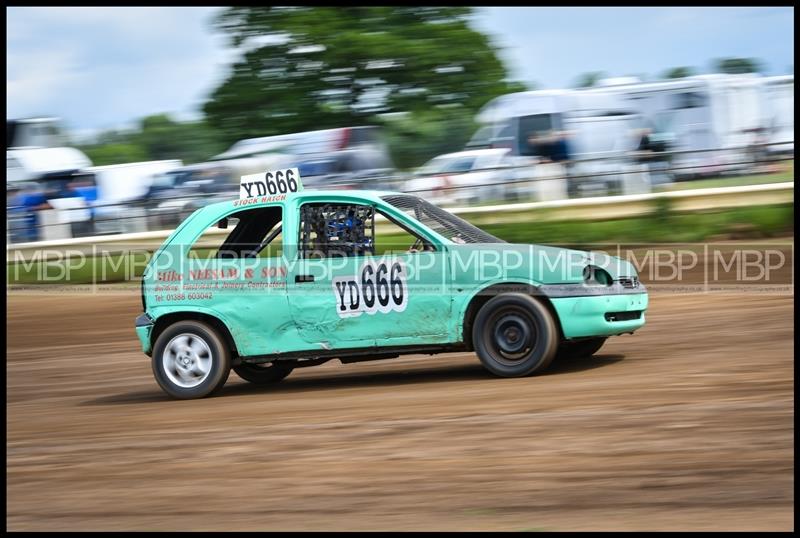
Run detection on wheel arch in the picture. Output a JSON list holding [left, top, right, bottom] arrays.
[[151, 310, 239, 358], [459, 281, 565, 349]]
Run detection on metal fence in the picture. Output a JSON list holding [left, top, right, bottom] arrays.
[[6, 142, 794, 244]]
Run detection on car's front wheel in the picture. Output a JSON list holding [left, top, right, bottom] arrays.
[[152, 320, 231, 399], [472, 293, 559, 377], [233, 362, 293, 385]]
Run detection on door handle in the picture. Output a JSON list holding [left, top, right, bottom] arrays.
[[295, 274, 315, 283]]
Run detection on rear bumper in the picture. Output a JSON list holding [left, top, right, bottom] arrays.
[[551, 293, 648, 339], [135, 313, 154, 355]]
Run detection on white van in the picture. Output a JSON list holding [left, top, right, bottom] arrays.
[[582, 74, 771, 177], [88, 160, 183, 234], [7, 147, 92, 183], [472, 89, 643, 195]]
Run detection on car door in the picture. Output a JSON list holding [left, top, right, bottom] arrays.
[[286, 196, 453, 351], [178, 204, 303, 357]]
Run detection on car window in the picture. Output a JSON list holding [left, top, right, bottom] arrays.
[[381, 194, 504, 244], [442, 156, 477, 174], [474, 152, 506, 170], [298, 202, 375, 259], [374, 210, 435, 255], [188, 205, 283, 260], [418, 156, 449, 175]]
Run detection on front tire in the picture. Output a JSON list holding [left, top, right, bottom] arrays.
[[472, 293, 559, 377], [233, 362, 293, 385], [152, 320, 231, 399]]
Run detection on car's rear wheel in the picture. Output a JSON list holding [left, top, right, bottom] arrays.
[[556, 337, 607, 360], [233, 362, 293, 385], [152, 320, 231, 399], [472, 293, 558, 377]]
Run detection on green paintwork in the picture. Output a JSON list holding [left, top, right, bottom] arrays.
[[551, 293, 648, 338], [136, 325, 152, 355], [137, 190, 648, 357]]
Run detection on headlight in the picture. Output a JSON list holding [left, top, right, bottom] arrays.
[[583, 265, 613, 287]]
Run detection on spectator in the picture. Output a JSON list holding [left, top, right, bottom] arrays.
[[12, 183, 51, 242], [526, 131, 548, 161], [636, 127, 655, 157], [744, 127, 770, 173], [549, 130, 579, 197], [67, 175, 98, 237], [634, 127, 673, 187], [550, 130, 572, 164]]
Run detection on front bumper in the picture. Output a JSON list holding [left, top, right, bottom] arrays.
[[135, 313, 154, 355], [550, 292, 648, 339]]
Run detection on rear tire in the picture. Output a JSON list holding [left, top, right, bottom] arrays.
[[233, 362, 293, 385], [472, 293, 558, 377], [151, 320, 231, 399], [557, 337, 607, 360]]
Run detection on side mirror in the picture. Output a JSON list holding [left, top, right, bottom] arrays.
[[217, 217, 228, 229]]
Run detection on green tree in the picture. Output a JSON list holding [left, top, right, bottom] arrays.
[[76, 114, 227, 166], [663, 66, 695, 79], [574, 71, 605, 88], [81, 143, 150, 166], [378, 108, 478, 170], [132, 114, 226, 164], [203, 7, 524, 148], [713, 57, 763, 74]]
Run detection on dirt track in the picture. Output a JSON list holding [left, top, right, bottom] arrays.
[[6, 287, 794, 531]]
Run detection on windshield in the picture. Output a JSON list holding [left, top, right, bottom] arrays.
[[417, 156, 450, 175], [381, 194, 504, 244]]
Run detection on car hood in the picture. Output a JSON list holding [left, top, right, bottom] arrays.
[[446, 243, 638, 285]]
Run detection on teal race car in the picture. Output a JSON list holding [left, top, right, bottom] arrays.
[[136, 170, 647, 399]]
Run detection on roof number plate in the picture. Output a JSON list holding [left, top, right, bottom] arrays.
[[240, 167, 303, 199]]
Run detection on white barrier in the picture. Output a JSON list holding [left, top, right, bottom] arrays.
[[7, 181, 794, 259]]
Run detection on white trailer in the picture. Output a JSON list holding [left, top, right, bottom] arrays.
[[760, 75, 794, 154]]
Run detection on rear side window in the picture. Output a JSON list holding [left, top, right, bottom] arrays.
[[298, 202, 375, 259]]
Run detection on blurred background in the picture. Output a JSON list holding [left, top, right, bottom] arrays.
[[5, 6, 794, 245], [6, 7, 794, 532]]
